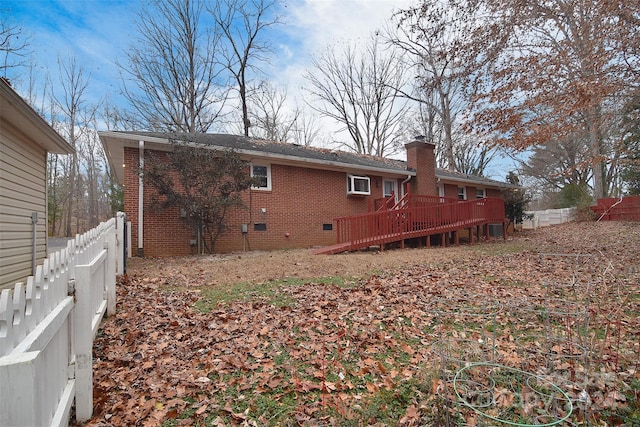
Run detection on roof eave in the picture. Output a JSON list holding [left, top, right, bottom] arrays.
[[1, 81, 73, 154], [436, 172, 515, 189], [98, 131, 414, 184]]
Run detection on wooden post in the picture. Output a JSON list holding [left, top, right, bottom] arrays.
[[74, 264, 93, 422], [0, 351, 41, 427], [116, 213, 125, 275], [105, 232, 116, 317]]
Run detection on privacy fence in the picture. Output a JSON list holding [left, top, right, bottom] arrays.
[[521, 207, 576, 229], [0, 212, 126, 427], [591, 196, 640, 221]]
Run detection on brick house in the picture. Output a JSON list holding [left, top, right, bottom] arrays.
[[99, 132, 512, 257]]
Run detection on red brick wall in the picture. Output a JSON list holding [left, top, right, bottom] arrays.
[[443, 183, 459, 199], [486, 188, 502, 198], [405, 141, 437, 196], [123, 147, 394, 256], [124, 147, 195, 257]]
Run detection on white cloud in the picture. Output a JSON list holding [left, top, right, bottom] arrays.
[[268, 0, 416, 145], [285, 0, 413, 53]]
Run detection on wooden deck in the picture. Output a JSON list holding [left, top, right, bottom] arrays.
[[313, 196, 506, 255]]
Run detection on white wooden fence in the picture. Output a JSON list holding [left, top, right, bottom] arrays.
[[0, 212, 126, 427], [521, 207, 576, 229]]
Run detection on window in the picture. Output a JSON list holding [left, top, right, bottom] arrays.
[[458, 186, 467, 200], [254, 223, 267, 231], [251, 164, 271, 190], [476, 188, 486, 199], [383, 179, 397, 198], [323, 223, 333, 231], [347, 174, 370, 195]]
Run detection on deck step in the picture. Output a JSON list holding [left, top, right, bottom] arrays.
[[311, 243, 352, 255]]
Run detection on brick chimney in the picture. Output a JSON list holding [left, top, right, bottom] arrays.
[[405, 136, 437, 196]]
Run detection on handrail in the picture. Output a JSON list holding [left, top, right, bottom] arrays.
[[335, 196, 505, 249], [375, 193, 397, 211]]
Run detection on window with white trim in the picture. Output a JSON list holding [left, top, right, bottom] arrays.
[[458, 186, 467, 200], [476, 188, 486, 198], [347, 174, 370, 195], [383, 179, 397, 198], [251, 164, 271, 190]]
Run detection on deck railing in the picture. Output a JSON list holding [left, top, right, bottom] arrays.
[[336, 197, 505, 251], [0, 212, 126, 427]]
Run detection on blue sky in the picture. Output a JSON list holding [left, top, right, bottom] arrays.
[[3, 0, 413, 105], [3, 0, 518, 178]]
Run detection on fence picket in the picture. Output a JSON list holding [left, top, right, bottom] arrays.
[[0, 290, 12, 357], [0, 213, 125, 426], [12, 283, 27, 346]]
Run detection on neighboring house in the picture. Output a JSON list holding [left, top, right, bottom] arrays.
[[99, 131, 513, 257], [0, 78, 73, 289]]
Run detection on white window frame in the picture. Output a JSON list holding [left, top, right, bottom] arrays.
[[458, 186, 467, 200], [476, 188, 486, 199], [347, 174, 371, 195], [383, 179, 398, 200], [251, 163, 271, 191]]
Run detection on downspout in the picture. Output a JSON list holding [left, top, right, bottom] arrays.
[[401, 175, 412, 197], [138, 140, 144, 257]]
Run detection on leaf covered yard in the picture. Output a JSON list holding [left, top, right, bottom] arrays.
[[82, 222, 640, 426]]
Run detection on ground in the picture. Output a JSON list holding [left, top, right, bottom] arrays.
[[82, 222, 639, 426]]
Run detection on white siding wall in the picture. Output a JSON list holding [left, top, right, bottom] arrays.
[[0, 123, 48, 289]]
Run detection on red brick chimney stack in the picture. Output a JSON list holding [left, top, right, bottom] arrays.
[[405, 136, 437, 196]]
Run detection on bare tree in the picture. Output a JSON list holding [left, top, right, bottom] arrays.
[[0, 15, 31, 78], [120, 0, 227, 132], [55, 56, 91, 237], [210, 0, 281, 137], [390, 1, 511, 169], [304, 34, 410, 157], [247, 81, 299, 141], [78, 126, 108, 228], [453, 136, 498, 176], [388, 16, 461, 169], [290, 110, 321, 147]]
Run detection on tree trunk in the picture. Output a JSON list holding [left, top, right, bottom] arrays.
[[588, 105, 605, 200]]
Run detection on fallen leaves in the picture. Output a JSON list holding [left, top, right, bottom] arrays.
[[78, 222, 640, 426]]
